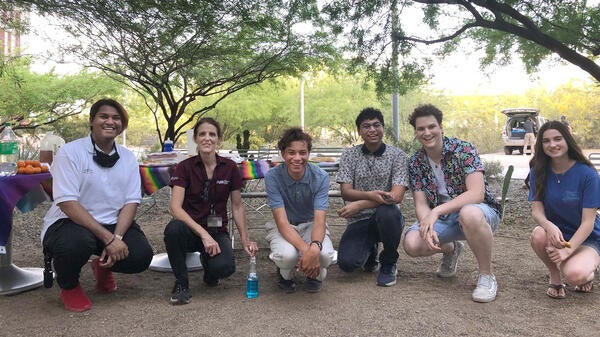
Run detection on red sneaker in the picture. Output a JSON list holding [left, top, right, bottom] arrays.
[[91, 258, 118, 293], [60, 284, 92, 312]]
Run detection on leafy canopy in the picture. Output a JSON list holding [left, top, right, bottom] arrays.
[[0, 56, 121, 130], [323, 0, 600, 84], [15, 0, 339, 145]]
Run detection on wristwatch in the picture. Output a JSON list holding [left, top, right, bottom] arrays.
[[115, 234, 123, 241]]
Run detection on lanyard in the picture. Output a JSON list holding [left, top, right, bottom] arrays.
[[198, 160, 218, 214]]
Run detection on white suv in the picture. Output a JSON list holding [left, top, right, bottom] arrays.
[[501, 108, 547, 155]]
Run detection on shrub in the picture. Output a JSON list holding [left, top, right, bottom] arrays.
[[483, 159, 504, 180]]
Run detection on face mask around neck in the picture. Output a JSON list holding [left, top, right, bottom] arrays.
[[91, 136, 120, 168]]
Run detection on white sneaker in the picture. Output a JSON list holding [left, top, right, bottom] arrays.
[[436, 241, 464, 278], [472, 273, 498, 303]]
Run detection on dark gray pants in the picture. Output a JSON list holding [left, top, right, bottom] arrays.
[[337, 204, 404, 271], [163, 219, 235, 288]]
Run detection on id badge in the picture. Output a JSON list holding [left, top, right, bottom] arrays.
[[206, 215, 223, 228]]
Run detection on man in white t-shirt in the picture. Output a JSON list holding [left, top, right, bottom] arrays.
[[42, 99, 152, 312]]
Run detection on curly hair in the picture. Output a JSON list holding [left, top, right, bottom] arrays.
[[408, 104, 443, 128], [277, 127, 312, 152]]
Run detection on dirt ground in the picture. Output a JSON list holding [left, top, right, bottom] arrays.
[[3, 177, 600, 337]]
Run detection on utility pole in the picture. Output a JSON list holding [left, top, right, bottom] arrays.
[[391, 0, 399, 141], [300, 76, 305, 130]]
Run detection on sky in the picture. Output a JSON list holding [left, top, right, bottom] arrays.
[[20, 11, 595, 96], [428, 55, 593, 95]]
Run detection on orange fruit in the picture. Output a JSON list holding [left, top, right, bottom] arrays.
[[31, 160, 41, 167], [40, 165, 49, 173], [25, 160, 35, 166], [33, 167, 42, 174], [23, 165, 34, 174], [17, 167, 25, 174], [17, 160, 26, 168]]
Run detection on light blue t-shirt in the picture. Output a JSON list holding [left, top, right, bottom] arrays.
[[528, 162, 600, 244], [265, 163, 329, 225]]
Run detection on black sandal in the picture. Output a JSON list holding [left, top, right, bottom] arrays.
[[546, 283, 566, 299], [574, 280, 593, 293]]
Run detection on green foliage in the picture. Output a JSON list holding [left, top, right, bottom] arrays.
[[324, 0, 600, 93], [0, 55, 123, 131], [206, 71, 390, 149], [22, 0, 340, 148], [322, 0, 428, 97], [430, 1, 600, 81], [483, 159, 504, 180], [51, 114, 91, 142]]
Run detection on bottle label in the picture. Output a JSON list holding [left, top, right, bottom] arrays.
[[0, 141, 18, 155]]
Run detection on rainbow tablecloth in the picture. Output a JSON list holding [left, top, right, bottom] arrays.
[[139, 160, 280, 196], [139, 164, 175, 196], [239, 160, 278, 180], [0, 173, 52, 248]]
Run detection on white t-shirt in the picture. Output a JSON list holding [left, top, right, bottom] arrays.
[[428, 156, 452, 204], [41, 136, 141, 240]]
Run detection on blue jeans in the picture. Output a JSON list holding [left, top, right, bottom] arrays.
[[337, 204, 404, 271], [406, 203, 500, 244]]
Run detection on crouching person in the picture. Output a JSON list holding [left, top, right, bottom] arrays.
[[265, 127, 334, 293], [164, 117, 257, 305], [42, 99, 153, 312], [403, 104, 501, 303]]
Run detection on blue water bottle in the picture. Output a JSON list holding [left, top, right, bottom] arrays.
[[246, 256, 258, 298], [163, 138, 174, 152]]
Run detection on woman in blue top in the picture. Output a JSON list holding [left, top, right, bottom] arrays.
[[529, 121, 600, 299]]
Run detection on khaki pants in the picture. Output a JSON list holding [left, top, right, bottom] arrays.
[[523, 132, 535, 155]]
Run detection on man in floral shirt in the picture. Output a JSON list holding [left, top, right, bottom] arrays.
[[403, 104, 501, 303]]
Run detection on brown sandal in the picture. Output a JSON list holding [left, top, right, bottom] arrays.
[[574, 280, 593, 293], [546, 283, 566, 299]]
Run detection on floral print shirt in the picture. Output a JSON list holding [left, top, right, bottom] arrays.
[[408, 136, 501, 215]]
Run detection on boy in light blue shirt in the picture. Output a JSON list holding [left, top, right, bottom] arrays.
[[265, 127, 334, 293]]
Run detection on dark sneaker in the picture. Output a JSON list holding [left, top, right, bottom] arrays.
[[376, 263, 397, 287], [169, 283, 191, 305], [363, 253, 379, 273], [436, 241, 464, 278], [277, 268, 296, 293], [203, 273, 220, 287], [305, 277, 323, 293]]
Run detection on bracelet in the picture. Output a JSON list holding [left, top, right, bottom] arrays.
[[105, 235, 116, 247], [115, 234, 123, 241], [310, 240, 322, 251]]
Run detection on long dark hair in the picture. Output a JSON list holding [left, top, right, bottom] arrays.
[[532, 121, 592, 200]]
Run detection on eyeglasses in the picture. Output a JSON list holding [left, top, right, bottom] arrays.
[[360, 122, 383, 130]]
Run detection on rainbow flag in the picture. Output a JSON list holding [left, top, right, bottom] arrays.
[[139, 165, 174, 195], [239, 160, 277, 180]]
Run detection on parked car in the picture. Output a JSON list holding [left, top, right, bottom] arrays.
[[501, 108, 547, 155]]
